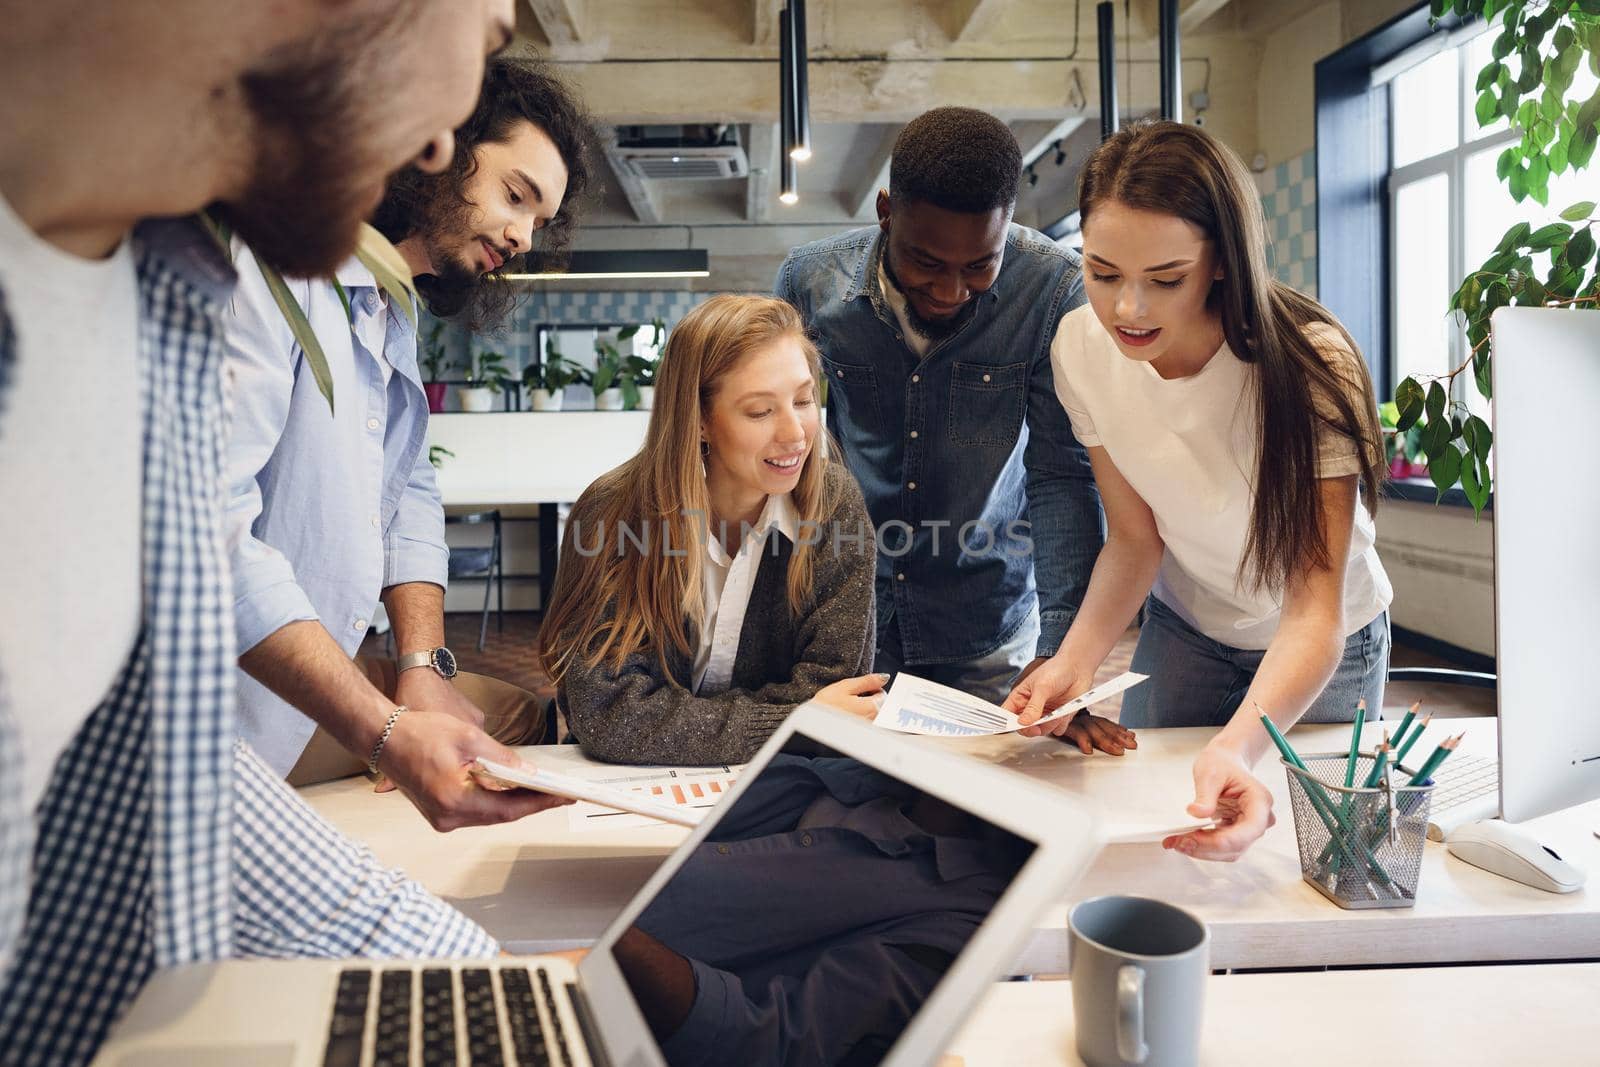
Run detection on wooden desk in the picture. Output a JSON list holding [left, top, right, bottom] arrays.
[[940, 718, 1600, 972], [942, 963, 1600, 1066], [301, 718, 1600, 967]]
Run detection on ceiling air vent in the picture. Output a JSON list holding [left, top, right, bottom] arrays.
[[610, 125, 749, 181]]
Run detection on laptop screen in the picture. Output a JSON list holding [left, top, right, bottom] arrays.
[[609, 735, 1036, 1067]]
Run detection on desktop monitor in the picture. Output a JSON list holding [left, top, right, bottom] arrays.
[[1490, 306, 1600, 823]]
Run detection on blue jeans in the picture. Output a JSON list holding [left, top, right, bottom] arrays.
[[874, 604, 1041, 705], [1119, 595, 1390, 728]]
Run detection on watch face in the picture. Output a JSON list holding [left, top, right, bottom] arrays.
[[432, 647, 458, 678]]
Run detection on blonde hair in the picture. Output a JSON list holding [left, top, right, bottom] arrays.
[[540, 294, 844, 688]]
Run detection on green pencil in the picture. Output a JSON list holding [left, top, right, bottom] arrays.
[[1344, 700, 1367, 789], [1258, 708, 1306, 769], [1392, 714, 1433, 769], [1362, 731, 1391, 789], [1406, 733, 1463, 786], [1388, 700, 1421, 756]]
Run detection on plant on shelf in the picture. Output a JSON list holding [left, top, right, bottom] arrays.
[[428, 444, 455, 469], [419, 320, 454, 413], [621, 353, 659, 410], [522, 335, 583, 411], [1394, 1, 1600, 514], [591, 336, 627, 411], [459, 348, 509, 413], [616, 318, 668, 409]]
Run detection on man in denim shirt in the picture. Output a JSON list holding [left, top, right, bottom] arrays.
[[778, 109, 1123, 748]]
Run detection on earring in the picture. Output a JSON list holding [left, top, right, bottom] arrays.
[[700, 440, 709, 480]]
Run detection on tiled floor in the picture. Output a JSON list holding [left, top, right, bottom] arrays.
[[370, 611, 1494, 724]]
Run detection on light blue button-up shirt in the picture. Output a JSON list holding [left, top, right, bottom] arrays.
[[222, 249, 447, 774]]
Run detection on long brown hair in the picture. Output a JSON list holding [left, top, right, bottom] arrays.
[[1077, 120, 1386, 594], [539, 294, 844, 688]]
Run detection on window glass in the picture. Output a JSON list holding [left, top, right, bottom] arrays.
[[1393, 47, 1460, 167], [1393, 172, 1453, 388]]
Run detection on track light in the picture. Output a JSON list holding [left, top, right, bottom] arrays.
[[786, 1, 811, 164], [779, 4, 799, 204], [1098, 1, 1119, 140], [1053, 140, 1067, 166], [1026, 166, 1039, 188]]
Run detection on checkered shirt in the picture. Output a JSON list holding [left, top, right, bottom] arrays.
[[0, 219, 494, 1067]]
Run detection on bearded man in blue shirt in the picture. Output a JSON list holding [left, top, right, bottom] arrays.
[[223, 53, 598, 825], [777, 107, 1131, 756]]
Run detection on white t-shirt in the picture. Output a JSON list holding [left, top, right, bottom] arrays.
[[0, 190, 142, 809], [693, 493, 799, 694], [1050, 304, 1392, 650], [877, 259, 933, 358]]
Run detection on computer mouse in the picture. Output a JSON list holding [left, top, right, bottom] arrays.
[[1445, 819, 1587, 894]]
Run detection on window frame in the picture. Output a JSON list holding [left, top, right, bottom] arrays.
[[1385, 31, 1519, 416], [1316, 3, 1482, 508]]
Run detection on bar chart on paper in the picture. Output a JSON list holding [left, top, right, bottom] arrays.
[[568, 765, 744, 832]]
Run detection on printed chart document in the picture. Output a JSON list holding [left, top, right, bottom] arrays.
[[473, 758, 742, 830], [874, 671, 1147, 737], [1103, 818, 1216, 845]]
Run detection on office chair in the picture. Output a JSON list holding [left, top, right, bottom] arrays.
[[445, 510, 504, 652]]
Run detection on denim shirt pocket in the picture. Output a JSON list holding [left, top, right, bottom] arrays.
[[948, 360, 1027, 448], [821, 353, 884, 429]]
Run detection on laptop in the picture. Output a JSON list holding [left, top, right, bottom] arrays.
[[92, 703, 1103, 1067]]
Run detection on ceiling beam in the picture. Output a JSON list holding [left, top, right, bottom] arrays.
[[841, 129, 896, 219], [1180, 0, 1233, 33], [599, 132, 662, 225], [565, 57, 1184, 123], [1015, 117, 1090, 169], [525, 0, 587, 46], [752, 0, 778, 45], [745, 122, 779, 222], [941, 0, 1015, 41]]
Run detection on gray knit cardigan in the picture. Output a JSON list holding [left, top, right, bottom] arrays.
[[559, 461, 876, 766]]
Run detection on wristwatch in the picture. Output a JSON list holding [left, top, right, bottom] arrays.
[[397, 647, 459, 679]]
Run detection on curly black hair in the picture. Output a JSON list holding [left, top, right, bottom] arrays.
[[372, 51, 597, 330], [888, 107, 1021, 214]]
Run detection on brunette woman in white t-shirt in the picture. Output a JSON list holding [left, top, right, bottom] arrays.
[[1004, 121, 1393, 861]]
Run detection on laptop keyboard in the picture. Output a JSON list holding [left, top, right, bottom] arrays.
[[1427, 752, 1499, 813], [323, 965, 577, 1067]]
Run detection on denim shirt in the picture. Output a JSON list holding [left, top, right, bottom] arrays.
[[222, 251, 447, 774], [776, 225, 1103, 664]]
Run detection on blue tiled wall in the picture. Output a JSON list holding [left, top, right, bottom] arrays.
[[1256, 150, 1318, 296]]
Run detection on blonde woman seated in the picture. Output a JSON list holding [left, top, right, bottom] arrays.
[[540, 295, 883, 766]]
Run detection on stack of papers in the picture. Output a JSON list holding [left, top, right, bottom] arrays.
[[873, 671, 1147, 737], [474, 758, 742, 830]]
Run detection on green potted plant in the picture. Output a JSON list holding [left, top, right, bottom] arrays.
[[522, 336, 582, 411], [419, 320, 453, 414], [459, 348, 509, 413], [592, 338, 626, 411], [1394, 2, 1600, 514], [616, 318, 667, 409], [622, 353, 658, 410]]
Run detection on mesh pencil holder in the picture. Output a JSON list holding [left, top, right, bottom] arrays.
[[1281, 753, 1435, 910]]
